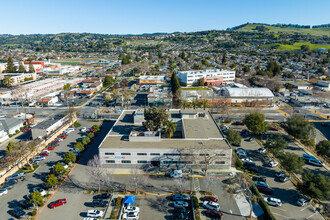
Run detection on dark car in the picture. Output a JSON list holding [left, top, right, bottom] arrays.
[[244, 166, 258, 173], [92, 199, 109, 207], [173, 207, 190, 214], [205, 209, 223, 219], [243, 161, 256, 167], [279, 175, 291, 182], [13, 207, 26, 218], [7, 179, 18, 185], [275, 171, 287, 178], [252, 176, 266, 183], [257, 185, 273, 195], [19, 200, 34, 210], [2, 183, 15, 190], [93, 193, 111, 199], [173, 212, 189, 220]]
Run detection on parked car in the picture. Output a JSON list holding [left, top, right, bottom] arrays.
[[80, 127, 87, 132], [19, 200, 34, 210], [297, 197, 312, 207], [60, 135, 67, 139], [0, 188, 8, 196], [122, 211, 139, 220], [40, 152, 49, 157], [243, 161, 256, 167], [202, 196, 218, 203], [205, 209, 223, 219], [279, 175, 291, 182], [257, 186, 273, 195], [173, 194, 189, 201], [55, 138, 63, 142], [6, 179, 18, 185], [269, 127, 279, 131], [92, 200, 109, 207], [264, 197, 282, 207], [34, 155, 46, 160], [32, 187, 47, 196], [170, 169, 183, 178], [23, 128, 31, 132], [275, 171, 287, 178], [13, 207, 26, 218], [87, 210, 104, 218], [7, 172, 25, 181], [241, 158, 253, 163], [173, 207, 190, 214], [47, 146, 56, 150], [254, 181, 269, 188], [244, 166, 258, 173], [172, 212, 188, 220], [321, 123, 327, 127], [93, 193, 111, 199], [2, 183, 15, 190], [203, 201, 220, 211], [125, 206, 140, 213], [30, 123, 37, 128], [174, 201, 189, 208], [257, 148, 266, 153], [307, 158, 324, 167], [252, 176, 266, 183], [247, 137, 255, 142], [268, 161, 279, 167], [33, 159, 41, 165], [49, 198, 67, 208], [42, 149, 50, 154], [302, 154, 316, 161]]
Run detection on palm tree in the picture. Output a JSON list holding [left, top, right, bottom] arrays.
[[191, 99, 199, 109], [200, 99, 210, 110], [165, 120, 177, 138], [180, 99, 190, 109]]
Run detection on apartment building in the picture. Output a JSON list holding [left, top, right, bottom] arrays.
[[177, 69, 235, 86]]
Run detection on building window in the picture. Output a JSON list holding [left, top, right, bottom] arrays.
[[200, 161, 206, 164], [164, 153, 180, 156], [216, 154, 226, 156], [121, 153, 131, 155], [150, 153, 160, 156], [106, 160, 115, 163], [199, 154, 209, 156], [137, 153, 147, 156], [105, 153, 115, 155], [215, 161, 225, 164], [137, 160, 148, 164], [121, 160, 131, 164]]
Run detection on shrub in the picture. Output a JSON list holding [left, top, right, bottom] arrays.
[[193, 196, 199, 209], [74, 121, 82, 127], [115, 197, 123, 206], [31, 210, 37, 216], [233, 151, 243, 169]]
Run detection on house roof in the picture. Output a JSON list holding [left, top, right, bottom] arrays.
[[0, 118, 24, 131], [82, 78, 99, 83], [37, 98, 52, 103], [79, 90, 95, 94], [91, 82, 102, 87]]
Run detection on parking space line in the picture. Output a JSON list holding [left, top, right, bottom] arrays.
[[271, 207, 287, 212], [272, 212, 291, 219], [300, 205, 310, 211], [307, 212, 318, 219]]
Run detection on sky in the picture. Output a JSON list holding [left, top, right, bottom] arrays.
[[0, 0, 329, 35]]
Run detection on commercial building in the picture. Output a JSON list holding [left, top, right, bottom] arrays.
[[99, 109, 232, 170], [0, 72, 37, 86], [177, 69, 235, 87], [137, 75, 166, 85], [316, 81, 330, 91]]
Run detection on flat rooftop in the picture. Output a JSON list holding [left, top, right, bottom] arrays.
[[101, 135, 229, 149], [33, 113, 67, 130]]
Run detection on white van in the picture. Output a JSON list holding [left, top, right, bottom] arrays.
[[308, 158, 324, 167], [170, 170, 183, 178]]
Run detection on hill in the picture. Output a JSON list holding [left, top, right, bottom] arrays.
[[236, 23, 330, 37]]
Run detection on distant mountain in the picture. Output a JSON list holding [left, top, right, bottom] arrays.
[[228, 23, 330, 36]]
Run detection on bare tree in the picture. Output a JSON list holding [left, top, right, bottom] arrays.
[[87, 155, 105, 192], [237, 172, 256, 218], [128, 166, 149, 193]]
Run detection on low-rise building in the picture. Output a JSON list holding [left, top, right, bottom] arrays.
[[316, 81, 330, 91], [0, 118, 24, 135], [0, 72, 37, 86], [137, 75, 166, 85]]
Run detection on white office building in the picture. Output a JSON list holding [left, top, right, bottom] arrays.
[[177, 69, 235, 86]]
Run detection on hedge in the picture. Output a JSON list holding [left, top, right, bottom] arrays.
[[251, 185, 276, 220]]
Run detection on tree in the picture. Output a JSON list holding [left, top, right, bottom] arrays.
[[45, 174, 58, 190], [226, 129, 242, 146], [287, 114, 315, 143], [18, 61, 25, 73], [87, 132, 95, 139], [29, 62, 35, 73], [122, 89, 132, 108], [63, 83, 71, 91], [243, 112, 268, 135], [103, 76, 115, 88], [92, 124, 100, 132], [298, 172, 330, 200], [54, 162, 65, 176], [171, 72, 181, 105], [74, 141, 85, 152], [279, 152, 305, 174], [316, 140, 330, 159], [4, 57, 16, 73], [242, 65, 250, 73], [143, 107, 169, 131], [2, 76, 14, 88], [199, 99, 210, 110], [64, 152, 76, 164], [128, 167, 149, 193], [82, 136, 91, 145], [191, 99, 199, 109], [221, 52, 227, 64], [265, 134, 287, 156], [6, 141, 16, 154], [165, 120, 177, 138], [179, 99, 190, 109], [237, 173, 256, 218], [87, 155, 105, 192], [197, 77, 205, 86], [29, 191, 44, 207]]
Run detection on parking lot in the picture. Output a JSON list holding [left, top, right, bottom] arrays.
[[230, 124, 324, 220], [0, 119, 97, 219]]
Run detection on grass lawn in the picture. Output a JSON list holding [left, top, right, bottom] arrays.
[[261, 41, 330, 51], [181, 87, 211, 90]]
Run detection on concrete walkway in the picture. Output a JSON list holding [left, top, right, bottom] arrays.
[[104, 192, 118, 219]]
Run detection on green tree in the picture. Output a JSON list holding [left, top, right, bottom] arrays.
[[191, 99, 199, 109], [316, 140, 330, 159], [287, 114, 315, 142], [222, 52, 226, 64], [29, 191, 44, 206], [197, 77, 205, 86], [242, 65, 250, 73], [165, 120, 177, 138], [28, 62, 35, 73], [18, 61, 25, 73], [92, 124, 100, 132], [171, 72, 181, 105], [87, 132, 94, 139], [54, 162, 65, 175], [243, 112, 268, 135], [2, 76, 14, 88], [6, 141, 16, 154], [199, 99, 210, 110], [82, 136, 90, 145], [74, 141, 85, 152], [279, 152, 305, 174], [226, 129, 242, 146], [4, 57, 16, 73], [265, 134, 287, 155], [179, 99, 190, 109], [143, 107, 169, 131], [63, 83, 71, 91], [45, 174, 58, 190], [63, 152, 76, 164], [298, 172, 330, 200], [103, 76, 115, 88]]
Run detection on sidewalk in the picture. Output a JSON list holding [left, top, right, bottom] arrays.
[[104, 192, 118, 219]]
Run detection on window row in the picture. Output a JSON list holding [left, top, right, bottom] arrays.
[[105, 152, 226, 157]]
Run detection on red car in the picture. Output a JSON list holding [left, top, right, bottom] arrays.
[[321, 123, 328, 127], [49, 198, 66, 209], [23, 128, 31, 132], [40, 152, 49, 157], [60, 135, 67, 139], [205, 209, 223, 219], [47, 146, 56, 150], [257, 185, 273, 195], [53, 140, 60, 143], [269, 127, 279, 131], [90, 128, 96, 133], [203, 196, 218, 203]]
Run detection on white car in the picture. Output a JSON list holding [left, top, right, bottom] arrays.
[[203, 201, 220, 211], [257, 148, 266, 153], [32, 187, 47, 196], [122, 211, 139, 220], [0, 188, 8, 196], [34, 156, 46, 161], [65, 128, 74, 134], [125, 206, 140, 213], [42, 149, 50, 154], [83, 218, 97, 220], [264, 197, 282, 207], [30, 123, 37, 128], [87, 210, 104, 218], [268, 161, 279, 167], [241, 158, 253, 163], [80, 127, 87, 132], [55, 138, 63, 142]]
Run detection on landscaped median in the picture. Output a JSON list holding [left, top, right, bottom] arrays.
[[109, 197, 123, 219]]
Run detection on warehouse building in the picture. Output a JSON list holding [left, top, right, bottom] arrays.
[[99, 109, 232, 170]]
